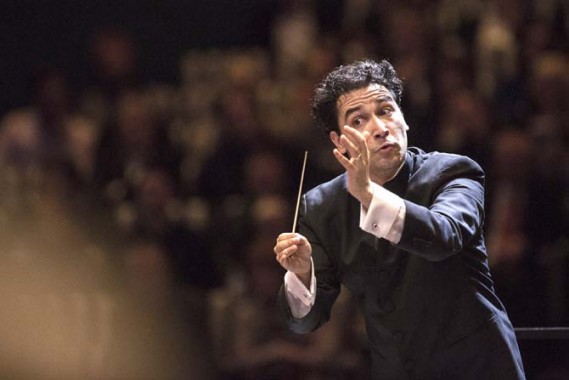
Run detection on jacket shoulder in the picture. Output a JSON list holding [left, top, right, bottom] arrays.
[[304, 173, 347, 207], [408, 148, 485, 179]]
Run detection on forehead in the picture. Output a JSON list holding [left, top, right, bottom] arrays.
[[337, 84, 394, 113]]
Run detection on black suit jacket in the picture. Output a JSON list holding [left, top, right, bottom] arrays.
[[279, 148, 525, 379]]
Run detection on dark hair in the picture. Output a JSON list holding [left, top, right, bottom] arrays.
[[310, 59, 403, 134]]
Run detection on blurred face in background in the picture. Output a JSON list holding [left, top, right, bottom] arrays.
[[116, 91, 155, 147], [92, 28, 136, 79]]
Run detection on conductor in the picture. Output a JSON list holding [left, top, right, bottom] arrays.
[[273, 59, 526, 379]]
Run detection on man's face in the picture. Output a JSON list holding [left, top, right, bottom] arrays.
[[333, 84, 409, 180]]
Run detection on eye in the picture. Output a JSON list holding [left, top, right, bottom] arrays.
[[352, 117, 364, 127], [349, 115, 366, 128], [378, 107, 393, 116]]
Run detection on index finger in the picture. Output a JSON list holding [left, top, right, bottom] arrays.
[[342, 125, 366, 144], [276, 232, 299, 242]]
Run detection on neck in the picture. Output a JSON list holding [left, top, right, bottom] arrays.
[[371, 159, 406, 185]]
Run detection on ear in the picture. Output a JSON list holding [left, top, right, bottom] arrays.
[[329, 131, 346, 154]]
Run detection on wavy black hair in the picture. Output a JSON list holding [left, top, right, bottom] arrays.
[[310, 59, 403, 135]]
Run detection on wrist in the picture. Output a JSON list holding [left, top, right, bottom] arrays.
[[355, 184, 373, 209], [295, 270, 311, 289]]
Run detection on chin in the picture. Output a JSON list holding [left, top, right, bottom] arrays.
[[376, 156, 403, 171]]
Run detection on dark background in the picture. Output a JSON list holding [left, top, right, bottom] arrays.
[[0, 1, 567, 378], [0, 0, 284, 115]]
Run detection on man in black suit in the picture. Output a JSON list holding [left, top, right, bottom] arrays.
[[273, 60, 526, 379]]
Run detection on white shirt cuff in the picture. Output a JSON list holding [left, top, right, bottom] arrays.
[[359, 182, 406, 244], [283, 258, 316, 318]]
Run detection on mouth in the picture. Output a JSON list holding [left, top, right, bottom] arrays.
[[377, 142, 396, 152]]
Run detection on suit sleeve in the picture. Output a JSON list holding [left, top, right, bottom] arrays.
[[278, 194, 341, 334], [396, 156, 486, 262]]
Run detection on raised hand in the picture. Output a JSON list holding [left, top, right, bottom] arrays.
[[332, 125, 373, 208]]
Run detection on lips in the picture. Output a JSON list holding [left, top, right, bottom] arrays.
[[378, 142, 396, 152]]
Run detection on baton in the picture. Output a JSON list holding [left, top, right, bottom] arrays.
[[292, 151, 308, 233]]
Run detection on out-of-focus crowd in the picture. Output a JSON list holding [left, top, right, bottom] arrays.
[[0, 0, 567, 379]]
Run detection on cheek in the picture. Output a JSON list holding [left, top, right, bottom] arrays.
[[392, 121, 408, 137]]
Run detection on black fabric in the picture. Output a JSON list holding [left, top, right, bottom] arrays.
[[278, 148, 526, 379]]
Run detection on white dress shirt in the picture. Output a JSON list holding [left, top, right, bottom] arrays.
[[284, 182, 406, 318]]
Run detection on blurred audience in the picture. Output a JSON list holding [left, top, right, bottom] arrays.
[[93, 89, 183, 206], [80, 27, 142, 127], [209, 196, 364, 379]]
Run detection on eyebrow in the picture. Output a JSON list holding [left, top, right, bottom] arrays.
[[343, 95, 395, 119]]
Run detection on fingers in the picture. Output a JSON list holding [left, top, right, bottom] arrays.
[[275, 250, 295, 269], [340, 133, 359, 159], [276, 243, 298, 259], [341, 125, 367, 157], [333, 125, 370, 170], [274, 233, 305, 258], [276, 251, 309, 270], [276, 232, 297, 241], [341, 125, 365, 142], [333, 148, 352, 171]]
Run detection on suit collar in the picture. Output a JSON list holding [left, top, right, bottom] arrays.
[[382, 149, 415, 197]]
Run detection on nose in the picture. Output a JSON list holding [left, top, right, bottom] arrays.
[[369, 115, 389, 140]]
